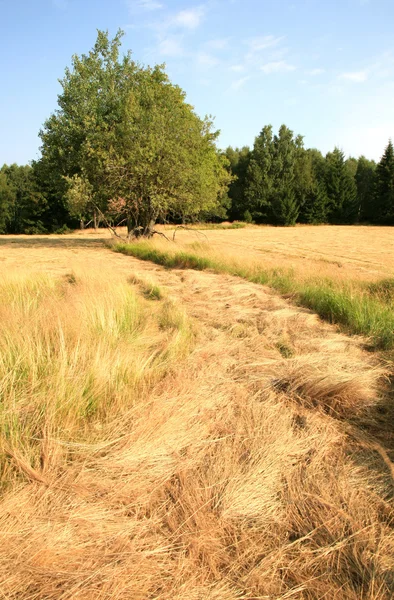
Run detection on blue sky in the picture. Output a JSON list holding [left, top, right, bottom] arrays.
[[1, 0, 394, 165]]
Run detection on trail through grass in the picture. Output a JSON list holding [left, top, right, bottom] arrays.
[[114, 240, 394, 350]]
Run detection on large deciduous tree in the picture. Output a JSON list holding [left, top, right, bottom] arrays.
[[39, 30, 230, 237]]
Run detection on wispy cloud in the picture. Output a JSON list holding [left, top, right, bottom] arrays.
[[171, 6, 204, 29], [339, 70, 368, 83], [246, 35, 285, 53], [230, 76, 251, 91], [261, 61, 296, 74], [157, 37, 185, 57]]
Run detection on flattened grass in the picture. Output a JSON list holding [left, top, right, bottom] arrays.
[[114, 240, 394, 350]]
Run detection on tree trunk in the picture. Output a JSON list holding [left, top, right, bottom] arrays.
[[80, 219, 85, 230], [93, 209, 98, 231]]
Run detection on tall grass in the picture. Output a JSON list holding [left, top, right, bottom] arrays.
[[114, 240, 394, 350], [0, 273, 193, 487]]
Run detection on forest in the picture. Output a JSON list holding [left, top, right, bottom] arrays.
[[1, 30, 394, 234]]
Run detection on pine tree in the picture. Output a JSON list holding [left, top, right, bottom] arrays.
[[244, 125, 273, 222], [355, 156, 376, 222], [244, 124, 303, 225], [325, 148, 357, 223], [297, 148, 329, 224], [270, 126, 302, 225], [374, 140, 394, 223]]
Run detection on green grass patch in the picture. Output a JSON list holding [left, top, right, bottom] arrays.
[[114, 241, 394, 350], [178, 222, 248, 230]]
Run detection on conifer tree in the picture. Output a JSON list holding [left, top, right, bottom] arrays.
[[244, 125, 273, 222], [325, 148, 357, 223], [355, 156, 376, 222], [374, 140, 394, 223], [298, 149, 329, 224], [244, 124, 303, 225]]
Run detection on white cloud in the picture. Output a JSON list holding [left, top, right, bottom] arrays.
[[172, 7, 204, 29], [306, 68, 325, 76], [158, 38, 184, 57], [339, 70, 368, 83], [230, 76, 251, 91], [261, 61, 296, 74], [246, 35, 285, 53]]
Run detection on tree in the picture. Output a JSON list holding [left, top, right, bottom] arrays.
[[39, 30, 230, 237], [244, 124, 304, 225], [224, 146, 251, 221], [270, 125, 303, 225], [1, 164, 47, 233], [31, 157, 71, 232], [374, 140, 394, 223], [0, 169, 14, 233], [298, 149, 329, 224], [325, 148, 357, 223], [355, 156, 376, 222], [65, 174, 95, 229], [244, 125, 273, 222]]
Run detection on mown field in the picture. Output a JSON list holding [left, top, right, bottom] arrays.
[[0, 225, 394, 599]]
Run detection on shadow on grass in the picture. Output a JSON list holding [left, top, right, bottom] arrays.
[[0, 236, 107, 249]]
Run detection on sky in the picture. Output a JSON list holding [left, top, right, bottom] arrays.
[[1, 0, 394, 165]]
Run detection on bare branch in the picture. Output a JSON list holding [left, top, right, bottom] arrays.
[[172, 225, 209, 242]]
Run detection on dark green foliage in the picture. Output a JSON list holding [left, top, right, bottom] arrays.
[[224, 146, 251, 221], [325, 148, 357, 223], [0, 164, 47, 233], [374, 140, 394, 224], [244, 125, 273, 222], [0, 171, 13, 233], [298, 149, 328, 224], [244, 125, 304, 225], [356, 156, 376, 222]]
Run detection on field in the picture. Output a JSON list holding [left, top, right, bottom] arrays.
[[0, 225, 394, 599]]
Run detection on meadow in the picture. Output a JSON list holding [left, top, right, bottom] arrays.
[[0, 225, 394, 599]]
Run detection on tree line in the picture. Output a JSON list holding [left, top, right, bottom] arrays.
[[0, 31, 393, 235], [225, 126, 394, 226]]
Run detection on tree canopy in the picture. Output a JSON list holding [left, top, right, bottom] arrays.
[[38, 30, 230, 237]]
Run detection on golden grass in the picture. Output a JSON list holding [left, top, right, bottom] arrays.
[[0, 232, 394, 598]]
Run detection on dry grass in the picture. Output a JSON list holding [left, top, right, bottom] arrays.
[[0, 232, 394, 599]]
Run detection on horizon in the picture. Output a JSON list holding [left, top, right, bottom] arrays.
[[1, 0, 394, 165]]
